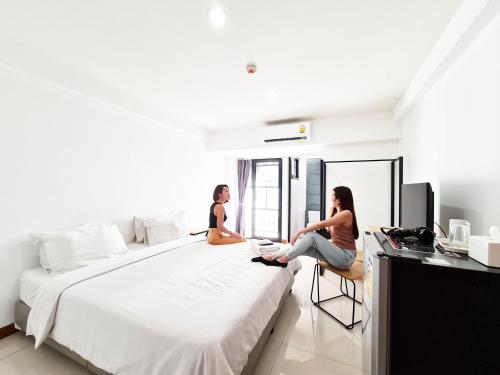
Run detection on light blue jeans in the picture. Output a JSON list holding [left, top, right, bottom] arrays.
[[279, 232, 356, 269]]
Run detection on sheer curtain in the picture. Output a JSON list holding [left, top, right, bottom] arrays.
[[236, 159, 252, 234]]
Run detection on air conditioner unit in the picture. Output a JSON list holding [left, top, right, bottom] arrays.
[[263, 121, 311, 143]]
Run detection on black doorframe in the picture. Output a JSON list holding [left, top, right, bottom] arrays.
[[251, 158, 283, 241], [321, 157, 403, 226]]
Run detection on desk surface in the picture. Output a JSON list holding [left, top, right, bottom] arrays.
[[370, 231, 500, 275]]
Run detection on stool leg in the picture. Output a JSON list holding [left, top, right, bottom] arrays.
[[316, 261, 320, 304], [310, 262, 319, 304], [340, 277, 349, 297], [319, 265, 325, 276], [349, 279, 356, 329]]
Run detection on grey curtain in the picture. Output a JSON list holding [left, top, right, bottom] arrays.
[[236, 159, 252, 234]]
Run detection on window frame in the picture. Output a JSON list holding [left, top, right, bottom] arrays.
[[250, 158, 283, 241], [290, 158, 299, 179]]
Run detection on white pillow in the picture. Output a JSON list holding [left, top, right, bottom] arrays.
[[134, 217, 146, 243], [43, 224, 127, 274], [30, 224, 91, 269], [167, 210, 188, 237], [143, 211, 188, 246]]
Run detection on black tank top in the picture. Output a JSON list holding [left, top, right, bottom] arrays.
[[209, 202, 227, 228]]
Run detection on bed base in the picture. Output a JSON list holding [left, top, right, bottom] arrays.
[[15, 280, 293, 375]]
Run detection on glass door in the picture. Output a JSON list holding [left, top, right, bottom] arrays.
[[249, 159, 282, 241]]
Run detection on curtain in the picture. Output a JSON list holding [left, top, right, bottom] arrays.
[[236, 159, 252, 234]]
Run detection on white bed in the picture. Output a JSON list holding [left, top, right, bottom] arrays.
[[19, 236, 300, 375]]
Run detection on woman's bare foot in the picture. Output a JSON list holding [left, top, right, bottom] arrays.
[[262, 253, 277, 261], [275, 255, 290, 264], [263, 254, 290, 263]]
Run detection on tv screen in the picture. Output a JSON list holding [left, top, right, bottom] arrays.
[[400, 183, 434, 230]]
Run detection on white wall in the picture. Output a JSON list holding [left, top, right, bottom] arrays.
[[290, 158, 307, 237], [0, 66, 223, 327], [220, 156, 239, 232], [319, 139, 400, 161], [208, 111, 399, 152], [398, 11, 500, 235]]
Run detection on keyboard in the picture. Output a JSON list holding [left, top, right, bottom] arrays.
[[388, 236, 459, 257]]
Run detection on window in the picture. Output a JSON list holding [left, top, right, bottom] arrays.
[[244, 159, 282, 240], [290, 158, 299, 179]]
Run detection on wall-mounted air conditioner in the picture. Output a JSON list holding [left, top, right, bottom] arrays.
[[263, 121, 311, 143]]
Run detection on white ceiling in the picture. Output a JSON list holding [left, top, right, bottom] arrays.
[[0, 0, 463, 130]]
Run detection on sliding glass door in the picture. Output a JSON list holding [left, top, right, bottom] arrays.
[[245, 159, 282, 241]]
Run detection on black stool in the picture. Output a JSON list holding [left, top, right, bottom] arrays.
[[310, 254, 363, 330]]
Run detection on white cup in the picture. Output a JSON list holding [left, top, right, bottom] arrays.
[[449, 219, 470, 247]]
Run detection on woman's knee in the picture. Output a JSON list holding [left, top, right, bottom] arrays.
[[304, 231, 323, 243], [303, 231, 318, 240]]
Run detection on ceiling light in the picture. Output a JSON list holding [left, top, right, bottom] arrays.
[[208, 6, 226, 28]]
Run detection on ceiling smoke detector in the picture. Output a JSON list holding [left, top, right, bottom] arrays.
[[246, 63, 257, 75]]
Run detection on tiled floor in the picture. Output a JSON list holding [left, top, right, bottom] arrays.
[[253, 256, 363, 375], [0, 256, 362, 375]]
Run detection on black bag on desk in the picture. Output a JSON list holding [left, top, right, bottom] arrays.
[[381, 226, 435, 244], [316, 228, 331, 240]]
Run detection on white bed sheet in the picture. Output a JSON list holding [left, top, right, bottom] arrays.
[[26, 237, 301, 375], [20, 242, 150, 307], [125, 242, 148, 251], [20, 267, 51, 308]]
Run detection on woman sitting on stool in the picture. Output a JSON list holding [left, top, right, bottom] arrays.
[[265, 186, 358, 268], [208, 184, 246, 245]]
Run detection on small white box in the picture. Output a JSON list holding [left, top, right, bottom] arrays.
[[469, 236, 500, 268]]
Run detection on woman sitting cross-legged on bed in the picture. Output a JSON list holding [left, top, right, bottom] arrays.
[[263, 186, 358, 268], [207, 184, 247, 245]]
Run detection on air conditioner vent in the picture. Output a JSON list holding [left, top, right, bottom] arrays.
[[263, 122, 311, 143], [264, 136, 308, 143]]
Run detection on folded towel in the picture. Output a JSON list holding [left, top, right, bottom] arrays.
[[250, 239, 280, 255]]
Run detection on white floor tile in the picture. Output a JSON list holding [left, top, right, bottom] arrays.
[[252, 338, 282, 375], [279, 257, 363, 369], [0, 332, 34, 360], [0, 344, 93, 375], [269, 293, 302, 344], [283, 305, 362, 369], [270, 344, 361, 375]]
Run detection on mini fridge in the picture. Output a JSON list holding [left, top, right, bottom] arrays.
[[362, 231, 500, 375]]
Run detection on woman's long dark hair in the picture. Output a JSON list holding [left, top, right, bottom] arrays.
[[213, 184, 229, 202], [331, 186, 359, 239]]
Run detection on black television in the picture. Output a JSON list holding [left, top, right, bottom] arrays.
[[400, 183, 434, 230]]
